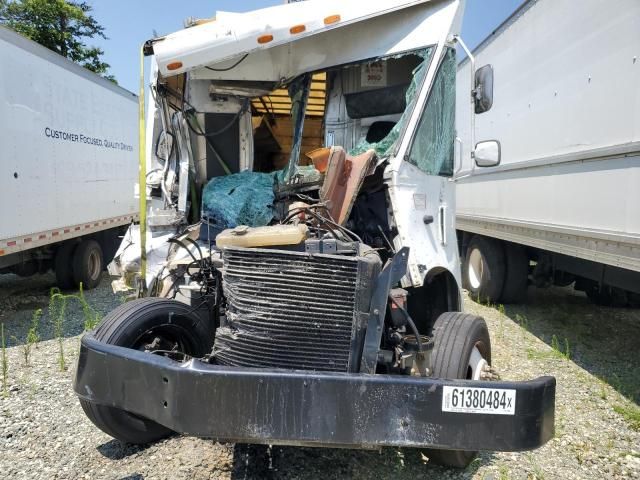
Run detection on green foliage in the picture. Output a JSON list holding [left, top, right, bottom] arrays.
[[0, 0, 115, 81], [49, 289, 68, 371], [78, 283, 101, 331], [551, 334, 571, 360], [21, 308, 41, 366], [1, 323, 7, 398], [48, 283, 102, 371], [613, 404, 640, 431]]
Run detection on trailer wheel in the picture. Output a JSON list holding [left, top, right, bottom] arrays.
[[72, 239, 103, 289], [54, 241, 78, 289], [79, 298, 214, 444], [464, 236, 505, 304], [500, 243, 529, 304], [424, 312, 491, 468]]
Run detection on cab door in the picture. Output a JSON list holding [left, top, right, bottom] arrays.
[[387, 46, 460, 288]]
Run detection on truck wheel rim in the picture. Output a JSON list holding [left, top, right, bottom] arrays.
[[468, 248, 484, 290], [468, 345, 488, 380], [88, 251, 101, 280]]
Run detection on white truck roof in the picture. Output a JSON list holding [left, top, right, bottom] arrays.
[[151, 0, 464, 80]]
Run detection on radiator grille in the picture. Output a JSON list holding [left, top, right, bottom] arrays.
[[214, 247, 374, 372]]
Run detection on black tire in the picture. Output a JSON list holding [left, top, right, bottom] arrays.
[[54, 241, 78, 289], [424, 312, 492, 469], [463, 236, 505, 304], [72, 239, 103, 289], [500, 243, 529, 304], [80, 298, 214, 444]]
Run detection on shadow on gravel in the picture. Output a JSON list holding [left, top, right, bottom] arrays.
[[97, 439, 153, 460], [497, 286, 640, 404], [118, 475, 144, 480], [230, 444, 492, 479], [0, 273, 123, 348]]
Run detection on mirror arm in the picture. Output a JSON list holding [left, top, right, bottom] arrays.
[[453, 35, 476, 165]]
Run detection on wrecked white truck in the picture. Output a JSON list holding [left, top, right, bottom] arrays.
[[74, 0, 555, 468]]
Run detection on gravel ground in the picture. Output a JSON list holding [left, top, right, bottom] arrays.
[[1, 273, 639, 479]]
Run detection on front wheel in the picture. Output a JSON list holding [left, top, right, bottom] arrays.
[[424, 312, 492, 468], [79, 298, 214, 444]]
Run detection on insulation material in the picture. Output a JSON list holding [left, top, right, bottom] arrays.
[[349, 48, 434, 157], [201, 171, 276, 230]]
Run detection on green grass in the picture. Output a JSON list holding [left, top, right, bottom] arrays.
[[48, 283, 103, 371], [613, 404, 640, 431], [551, 334, 571, 360], [599, 382, 607, 400], [498, 463, 510, 480], [1, 323, 7, 398], [21, 308, 42, 367]]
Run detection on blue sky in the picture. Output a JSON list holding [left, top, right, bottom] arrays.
[[87, 0, 523, 92]]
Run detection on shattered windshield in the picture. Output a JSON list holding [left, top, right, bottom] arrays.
[[406, 47, 456, 176], [349, 46, 435, 158]]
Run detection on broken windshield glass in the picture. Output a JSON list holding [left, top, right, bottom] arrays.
[[406, 47, 456, 176], [349, 47, 435, 158]]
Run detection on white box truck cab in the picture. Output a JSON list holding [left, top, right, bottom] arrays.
[[74, 0, 554, 468]]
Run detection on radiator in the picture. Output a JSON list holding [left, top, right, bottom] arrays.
[[214, 247, 380, 372]]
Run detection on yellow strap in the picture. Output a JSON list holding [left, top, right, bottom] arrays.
[[138, 46, 147, 294]]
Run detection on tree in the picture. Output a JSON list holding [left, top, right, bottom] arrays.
[[0, 0, 116, 82]]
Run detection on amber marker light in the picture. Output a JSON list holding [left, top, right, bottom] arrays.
[[290, 24, 306, 34], [167, 61, 183, 71], [324, 14, 341, 25], [258, 34, 274, 44]]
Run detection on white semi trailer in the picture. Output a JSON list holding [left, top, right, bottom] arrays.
[[455, 0, 640, 306], [0, 26, 138, 289]]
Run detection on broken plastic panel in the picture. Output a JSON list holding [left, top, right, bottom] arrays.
[[349, 47, 434, 158]]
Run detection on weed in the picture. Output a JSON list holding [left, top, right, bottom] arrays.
[[49, 291, 68, 371], [613, 404, 640, 431], [21, 309, 42, 367], [498, 463, 510, 480], [606, 438, 614, 450], [48, 284, 102, 371], [551, 335, 571, 360], [573, 442, 589, 465], [498, 315, 505, 342], [78, 283, 101, 331], [497, 303, 505, 315], [526, 454, 545, 479], [515, 313, 529, 339], [599, 380, 607, 401], [530, 464, 545, 480], [1, 323, 7, 398]]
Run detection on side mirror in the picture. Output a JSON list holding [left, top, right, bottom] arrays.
[[474, 64, 493, 114], [474, 140, 501, 167]]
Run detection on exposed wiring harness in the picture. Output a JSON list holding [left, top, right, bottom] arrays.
[[388, 294, 423, 352], [204, 53, 249, 72]]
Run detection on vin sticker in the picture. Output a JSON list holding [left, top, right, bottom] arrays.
[[442, 386, 516, 415]]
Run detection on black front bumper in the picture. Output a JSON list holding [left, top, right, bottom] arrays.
[[74, 334, 555, 451]]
